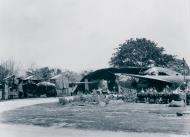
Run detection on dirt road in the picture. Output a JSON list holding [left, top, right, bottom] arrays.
[[0, 98, 188, 137]]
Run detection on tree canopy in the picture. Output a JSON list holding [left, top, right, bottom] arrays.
[[110, 38, 189, 73], [0, 59, 22, 82]]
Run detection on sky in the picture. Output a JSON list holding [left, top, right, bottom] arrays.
[[0, 0, 190, 71]]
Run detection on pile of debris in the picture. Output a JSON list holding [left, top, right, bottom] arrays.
[[59, 87, 138, 106], [59, 94, 108, 106]]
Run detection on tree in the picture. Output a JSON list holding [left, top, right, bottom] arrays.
[[0, 59, 22, 82], [80, 70, 94, 78], [62, 70, 82, 82], [26, 67, 54, 81], [0, 59, 21, 76], [26, 66, 83, 82], [0, 65, 9, 82], [109, 38, 188, 73]]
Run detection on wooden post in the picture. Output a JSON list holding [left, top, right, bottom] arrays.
[[85, 79, 89, 91]]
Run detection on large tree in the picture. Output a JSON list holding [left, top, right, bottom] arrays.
[[110, 38, 188, 73]]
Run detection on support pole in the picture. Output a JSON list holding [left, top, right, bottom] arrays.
[[84, 79, 89, 91]]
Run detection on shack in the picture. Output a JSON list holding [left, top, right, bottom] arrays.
[[23, 75, 42, 97], [50, 74, 70, 96], [74, 68, 118, 94], [24, 75, 42, 84], [3, 75, 19, 99]]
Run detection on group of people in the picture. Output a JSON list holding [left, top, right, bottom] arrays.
[[0, 75, 24, 100]]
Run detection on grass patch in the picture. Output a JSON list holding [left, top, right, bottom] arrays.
[[1, 102, 190, 134]]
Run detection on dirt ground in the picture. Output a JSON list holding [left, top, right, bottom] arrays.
[[1, 100, 190, 135]]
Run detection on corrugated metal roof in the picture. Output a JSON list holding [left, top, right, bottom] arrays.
[[50, 74, 62, 80], [24, 75, 42, 80]]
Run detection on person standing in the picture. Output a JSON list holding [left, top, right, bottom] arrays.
[[4, 80, 9, 100]]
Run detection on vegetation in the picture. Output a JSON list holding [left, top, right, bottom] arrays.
[[0, 59, 22, 82], [0, 38, 189, 84], [2, 102, 189, 134], [26, 67, 83, 82], [26, 67, 58, 81], [37, 84, 57, 97], [110, 38, 189, 74]]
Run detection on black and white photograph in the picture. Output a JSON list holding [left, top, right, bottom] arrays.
[[0, 0, 190, 137]]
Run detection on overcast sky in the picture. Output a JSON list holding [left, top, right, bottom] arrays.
[[0, 0, 190, 71]]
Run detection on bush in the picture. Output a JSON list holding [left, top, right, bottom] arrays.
[[23, 82, 57, 97], [36, 85, 57, 97], [59, 97, 69, 105], [59, 94, 106, 105], [59, 88, 138, 106], [23, 83, 38, 98], [120, 88, 137, 102]]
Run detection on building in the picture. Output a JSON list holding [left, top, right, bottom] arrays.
[[50, 74, 70, 96]]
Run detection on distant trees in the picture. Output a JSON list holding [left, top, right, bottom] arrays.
[[61, 70, 82, 82], [0, 65, 9, 82], [0, 59, 22, 82], [80, 70, 94, 78], [26, 67, 59, 81], [110, 38, 189, 74], [26, 67, 83, 82]]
